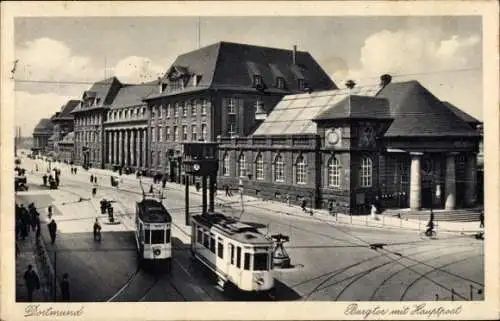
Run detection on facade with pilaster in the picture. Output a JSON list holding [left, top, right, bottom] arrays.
[[71, 77, 122, 168], [143, 41, 336, 182], [218, 76, 482, 214]]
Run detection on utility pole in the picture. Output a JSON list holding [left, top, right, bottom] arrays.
[[197, 17, 201, 49]]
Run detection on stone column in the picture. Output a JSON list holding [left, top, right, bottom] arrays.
[[124, 130, 130, 166], [142, 129, 147, 169], [465, 153, 477, 207], [138, 129, 143, 168], [118, 130, 123, 166], [107, 131, 112, 165], [135, 130, 140, 167], [130, 130, 135, 167], [445, 153, 457, 210], [112, 131, 116, 165], [410, 152, 422, 210]]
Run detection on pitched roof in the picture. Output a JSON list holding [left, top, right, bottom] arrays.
[[33, 118, 53, 133], [147, 41, 336, 99], [53, 100, 80, 120], [313, 95, 392, 121], [73, 77, 122, 113], [376, 81, 479, 137], [442, 101, 481, 125], [111, 81, 157, 109], [60, 132, 74, 144], [253, 85, 381, 135]]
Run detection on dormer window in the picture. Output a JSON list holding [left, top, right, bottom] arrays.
[[276, 77, 285, 89], [298, 79, 305, 90], [253, 75, 263, 87]]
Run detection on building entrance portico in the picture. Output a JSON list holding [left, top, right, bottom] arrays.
[[105, 127, 148, 171], [382, 148, 477, 211]]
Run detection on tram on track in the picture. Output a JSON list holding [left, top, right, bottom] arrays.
[[134, 198, 172, 266], [190, 212, 275, 293]]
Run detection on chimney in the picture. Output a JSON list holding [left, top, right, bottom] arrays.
[[380, 74, 392, 87], [158, 77, 163, 93], [292, 45, 297, 65]]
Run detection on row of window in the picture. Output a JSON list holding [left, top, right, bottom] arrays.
[[252, 74, 303, 91], [75, 131, 101, 143], [75, 115, 102, 127], [151, 124, 208, 142], [151, 99, 210, 119], [108, 107, 147, 122], [222, 154, 373, 187], [194, 224, 269, 271]]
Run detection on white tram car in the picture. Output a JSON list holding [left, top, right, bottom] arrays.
[[190, 212, 274, 292], [134, 198, 172, 265]]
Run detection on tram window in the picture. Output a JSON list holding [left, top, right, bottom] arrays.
[[209, 235, 216, 253], [230, 244, 235, 264], [197, 228, 203, 244], [253, 253, 269, 271], [236, 246, 241, 268], [144, 229, 151, 244], [244, 253, 251, 270], [203, 232, 209, 248], [217, 238, 224, 259], [151, 230, 165, 244], [165, 229, 171, 243]]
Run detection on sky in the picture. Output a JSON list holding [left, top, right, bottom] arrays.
[[14, 16, 482, 136]]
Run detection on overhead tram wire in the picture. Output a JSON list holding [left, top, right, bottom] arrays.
[[11, 65, 481, 87]]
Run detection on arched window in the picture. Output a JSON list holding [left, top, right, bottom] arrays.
[[296, 155, 307, 184], [255, 154, 264, 180], [222, 153, 230, 176], [360, 156, 373, 187], [238, 154, 246, 178], [327, 157, 341, 187], [273, 154, 284, 182]]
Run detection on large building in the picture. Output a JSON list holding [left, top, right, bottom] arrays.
[[51, 100, 80, 158], [143, 41, 336, 182], [32, 118, 53, 155], [217, 75, 482, 214]]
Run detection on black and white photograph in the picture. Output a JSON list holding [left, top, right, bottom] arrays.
[[1, 1, 498, 320]]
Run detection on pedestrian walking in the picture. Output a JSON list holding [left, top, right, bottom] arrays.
[[479, 211, 484, 228], [23, 265, 40, 302], [286, 194, 291, 207], [42, 174, 48, 186], [162, 175, 167, 188], [90, 174, 94, 183], [47, 219, 57, 244], [74, 167, 77, 174], [48, 205, 53, 219], [301, 199, 307, 212], [224, 185, 230, 197], [60, 273, 70, 302], [149, 185, 154, 194]]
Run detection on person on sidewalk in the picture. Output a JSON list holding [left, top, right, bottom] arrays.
[[60, 273, 70, 301], [162, 175, 167, 189], [301, 199, 307, 212], [90, 174, 94, 183], [47, 219, 57, 244], [23, 265, 40, 302], [479, 211, 484, 229], [48, 205, 53, 220]]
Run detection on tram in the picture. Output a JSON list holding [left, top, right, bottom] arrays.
[[190, 212, 275, 293], [134, 198, 172, 266]]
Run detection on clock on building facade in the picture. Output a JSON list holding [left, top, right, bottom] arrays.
[[325, 128, 342, 148]]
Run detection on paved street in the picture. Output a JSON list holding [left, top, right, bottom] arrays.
[[15, 156, 485, 301]]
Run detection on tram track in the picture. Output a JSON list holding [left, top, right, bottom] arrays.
[[302, 244, 467, 301], [369, 248, 481, 301]]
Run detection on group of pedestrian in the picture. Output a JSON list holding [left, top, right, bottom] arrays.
[[15, 203, 41, 240], [23, 265, 70, 302], [224, 184, 233, 197], [90, 174, 98, 184], [70, 167, 78, 174]]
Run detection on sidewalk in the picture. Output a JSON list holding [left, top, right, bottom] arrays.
[[25, 158, 483, 235], [15, 233, 47, 302]]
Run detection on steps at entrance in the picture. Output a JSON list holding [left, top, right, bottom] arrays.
[[382, 208, 482, 222]]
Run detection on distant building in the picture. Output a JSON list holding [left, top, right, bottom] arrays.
[[71, 77, 123, 168], [58, 131, 75, 163], [51, 100, 80, 155], [217, 76, 482, 214], [143, 41, 336, 182], [32, 118, 53, 155]]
